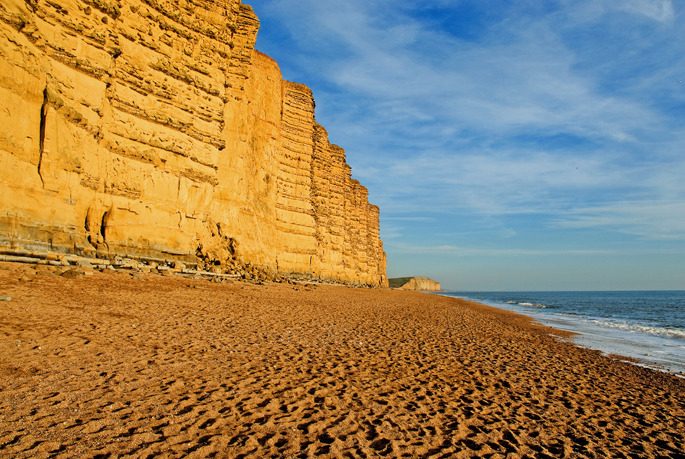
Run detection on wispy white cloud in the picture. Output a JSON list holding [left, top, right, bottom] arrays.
[[361, 148, 643, 210], [370, 146, 685, 241], [551, 201, 685, 240], [258, 0, 676, 137], [302, 9, 643, 143], [612, 0, 675, 23]]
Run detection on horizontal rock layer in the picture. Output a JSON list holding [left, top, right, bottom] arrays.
[[0, 0, 387, 286]]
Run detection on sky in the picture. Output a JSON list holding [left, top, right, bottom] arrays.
[[247, 0, 685, 291]]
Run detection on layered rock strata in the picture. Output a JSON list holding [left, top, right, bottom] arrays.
[[0, 0, 387, 286]]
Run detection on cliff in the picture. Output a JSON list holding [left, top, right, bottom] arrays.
[[0, 0, 387, 286], [389, 277, 441, 292]]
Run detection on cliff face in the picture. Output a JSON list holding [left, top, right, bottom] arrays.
[[0, 0, 387, 286], [389, 277, 441, 292]]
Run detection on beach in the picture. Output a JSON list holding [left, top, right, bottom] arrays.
[[0, 262, 683, 458]]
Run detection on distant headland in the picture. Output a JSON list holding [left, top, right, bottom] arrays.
[[389, 277, 441, 291]]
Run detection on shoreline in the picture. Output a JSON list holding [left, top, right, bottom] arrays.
[[438, 291, 685, 377], [1, 263, 683, 457]]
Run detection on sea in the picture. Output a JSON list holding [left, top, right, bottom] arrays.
[[438, 291, 685, 376]]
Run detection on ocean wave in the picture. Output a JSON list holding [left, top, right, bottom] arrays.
[[517, 302, 549, 309], [590, 320, 685, 340], [560, 311, 588, 317], [502, 300, 551, 309]]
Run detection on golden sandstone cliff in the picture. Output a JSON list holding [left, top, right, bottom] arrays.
[[0, 0, 387, 286]]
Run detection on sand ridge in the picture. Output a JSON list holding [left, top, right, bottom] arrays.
[[0, 262, 683, 458]]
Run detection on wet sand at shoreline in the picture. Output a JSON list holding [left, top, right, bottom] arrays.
[[0, 262, 683, 458]]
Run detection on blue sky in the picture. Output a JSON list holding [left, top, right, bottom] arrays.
[[248, 0, 685, 291]]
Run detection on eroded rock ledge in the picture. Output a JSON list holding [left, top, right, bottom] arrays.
[[0, 0, 387, 287]]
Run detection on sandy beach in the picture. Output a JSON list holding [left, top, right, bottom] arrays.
[[0, 262, 683, 458]]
